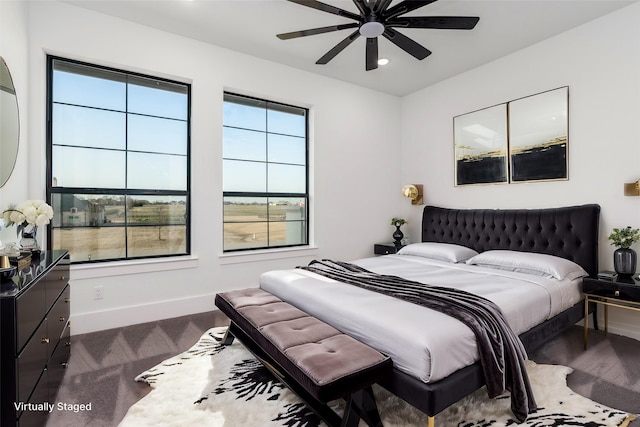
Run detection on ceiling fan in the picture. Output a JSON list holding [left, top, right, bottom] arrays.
[[277, 0, 480, 71]]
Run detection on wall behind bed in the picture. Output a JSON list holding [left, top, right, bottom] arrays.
[[399, 2, 640, 339], [0, 0, 402, 334]]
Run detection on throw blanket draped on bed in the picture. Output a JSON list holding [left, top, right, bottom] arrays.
[[298, 259, 537, 423]]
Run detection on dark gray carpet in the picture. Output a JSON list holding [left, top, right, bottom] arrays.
[[46, 311, 227, 427], [45, 313, 639, 427]]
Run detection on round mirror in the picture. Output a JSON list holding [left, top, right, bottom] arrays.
[[0, 56, 20, 188]]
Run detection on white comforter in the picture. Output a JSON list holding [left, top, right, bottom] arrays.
[[259, 254, 581, 383]]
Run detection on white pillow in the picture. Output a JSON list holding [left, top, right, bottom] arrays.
[[397, 243, 479, 263], [465, 250, 588, 280]]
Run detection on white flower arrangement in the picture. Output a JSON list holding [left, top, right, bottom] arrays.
[[1, 200, 54, 234]]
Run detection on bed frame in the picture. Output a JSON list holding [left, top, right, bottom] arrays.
[[377, 204, 601, 426]]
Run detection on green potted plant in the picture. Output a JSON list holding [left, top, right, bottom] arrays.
[[608, 226, 640, 276], [391, 218, 407, 248]]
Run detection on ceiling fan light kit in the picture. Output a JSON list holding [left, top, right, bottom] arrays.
[[360, 21, 385, 37], [277, 0, 480, 71]]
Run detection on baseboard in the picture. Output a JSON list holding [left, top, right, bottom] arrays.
[[70, 293, 216, 335], [606, 321, 640, 342]]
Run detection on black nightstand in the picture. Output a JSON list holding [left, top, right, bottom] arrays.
[[374, 243, 404, 255], [582, 274, 640, 349]]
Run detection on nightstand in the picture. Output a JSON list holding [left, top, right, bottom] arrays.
[[582, 274, 640, 349], [374, 243, 403, 255]]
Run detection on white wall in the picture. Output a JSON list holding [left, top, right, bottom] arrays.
[[1, 0, 403, 334], [0, 1, 30, 239], [400, 2, 640, 339]]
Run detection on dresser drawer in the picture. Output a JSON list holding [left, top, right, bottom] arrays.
[[583, 277, 640, 302], [17, 320, 48, 403], [47, 286, 70, 359], [46, 262, 69, 309], [16, 372, 49, 427], [16, 283, 47, 353], [374, 243, 402, 255], [48, 323, 71, 402]]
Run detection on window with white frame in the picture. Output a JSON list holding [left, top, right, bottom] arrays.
[[47, 56, 190, 263], [222, 93, 308, 251]]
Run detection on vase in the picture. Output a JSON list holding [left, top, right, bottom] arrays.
[[613, 247, 637, 276], [20, 225, 39, 251], [393, 226, 404, 249]]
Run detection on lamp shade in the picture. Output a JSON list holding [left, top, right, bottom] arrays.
[[402, 185, 418, 200], [401, 184, 423, 205]]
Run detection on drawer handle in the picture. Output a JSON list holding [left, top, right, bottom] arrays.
[[58, 275, 66, 280], [61, 362, 68, 368], [65, 342, 71, 347], [59, 316, 66, 322], [615, 290, 620, 297], [65, 297, 70, 303], [41, 338, 50, 344]]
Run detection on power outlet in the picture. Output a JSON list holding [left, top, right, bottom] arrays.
[[94, 286, 104, 300]]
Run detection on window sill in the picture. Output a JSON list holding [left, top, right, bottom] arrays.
[[219, 246, 318, 265], [71, 255, 199, 280]]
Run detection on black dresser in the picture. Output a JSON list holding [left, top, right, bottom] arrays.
[[0, 250, 70, 427]]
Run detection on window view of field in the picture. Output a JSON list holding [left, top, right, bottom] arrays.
[[51, 194, 307, 260], [223, 199, 306, 251], [51, 194, 187, 262], [49, 58, 190, 263]]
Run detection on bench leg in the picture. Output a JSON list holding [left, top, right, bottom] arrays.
[[215, 324, 236, 345], [342, 386, 383, 427], [220, 321, 343, 426]]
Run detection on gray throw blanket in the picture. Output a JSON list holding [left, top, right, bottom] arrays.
[[298, 259, 537, 423]]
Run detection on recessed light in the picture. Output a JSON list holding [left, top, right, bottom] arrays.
[[378, 58, 389, 66]]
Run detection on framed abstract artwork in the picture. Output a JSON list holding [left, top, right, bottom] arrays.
[[454, 86, 569, 186], [454, 104, 508, 186], [509, 87, 569, 182]]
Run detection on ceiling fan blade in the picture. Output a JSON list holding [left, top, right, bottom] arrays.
[[285, 0, 361, 21], [388, 16, 480, 30], [373, 0, 393, 14], [277, 23, 360, 40], [316, 30, 361, 65], [366, 37, 379, 71], [383, 0, 438, 20], [383, 28, 431, 60], [352, 0, 370, 16]]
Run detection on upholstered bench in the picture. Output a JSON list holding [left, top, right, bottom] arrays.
[[215, 288, 393, 427]]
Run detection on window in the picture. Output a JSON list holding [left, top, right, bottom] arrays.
[[47, 57, 190, 263], [223, 93, 308, 251]]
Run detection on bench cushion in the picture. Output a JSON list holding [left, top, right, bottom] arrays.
[[215, 288, 392, 402]]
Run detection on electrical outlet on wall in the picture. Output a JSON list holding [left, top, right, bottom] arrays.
[[94, 286, 104, 300]]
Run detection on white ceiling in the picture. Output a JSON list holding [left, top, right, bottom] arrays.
[[66, 0, 636, 96]]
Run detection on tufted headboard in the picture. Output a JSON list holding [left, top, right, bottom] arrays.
[[421, 204, 601, 277]]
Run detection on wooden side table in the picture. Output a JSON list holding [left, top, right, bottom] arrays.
[[582, 274, 640, 349]]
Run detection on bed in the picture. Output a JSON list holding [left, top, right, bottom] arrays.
[[259, 204, 601, 424]]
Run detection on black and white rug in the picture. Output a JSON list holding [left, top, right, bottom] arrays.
[[119, 327, 634, 427]]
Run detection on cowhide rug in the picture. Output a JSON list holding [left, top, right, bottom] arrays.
[[119, 327, 635, 427]]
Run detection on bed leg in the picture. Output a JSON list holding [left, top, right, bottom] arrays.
[[428, 415, 435, 427]]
